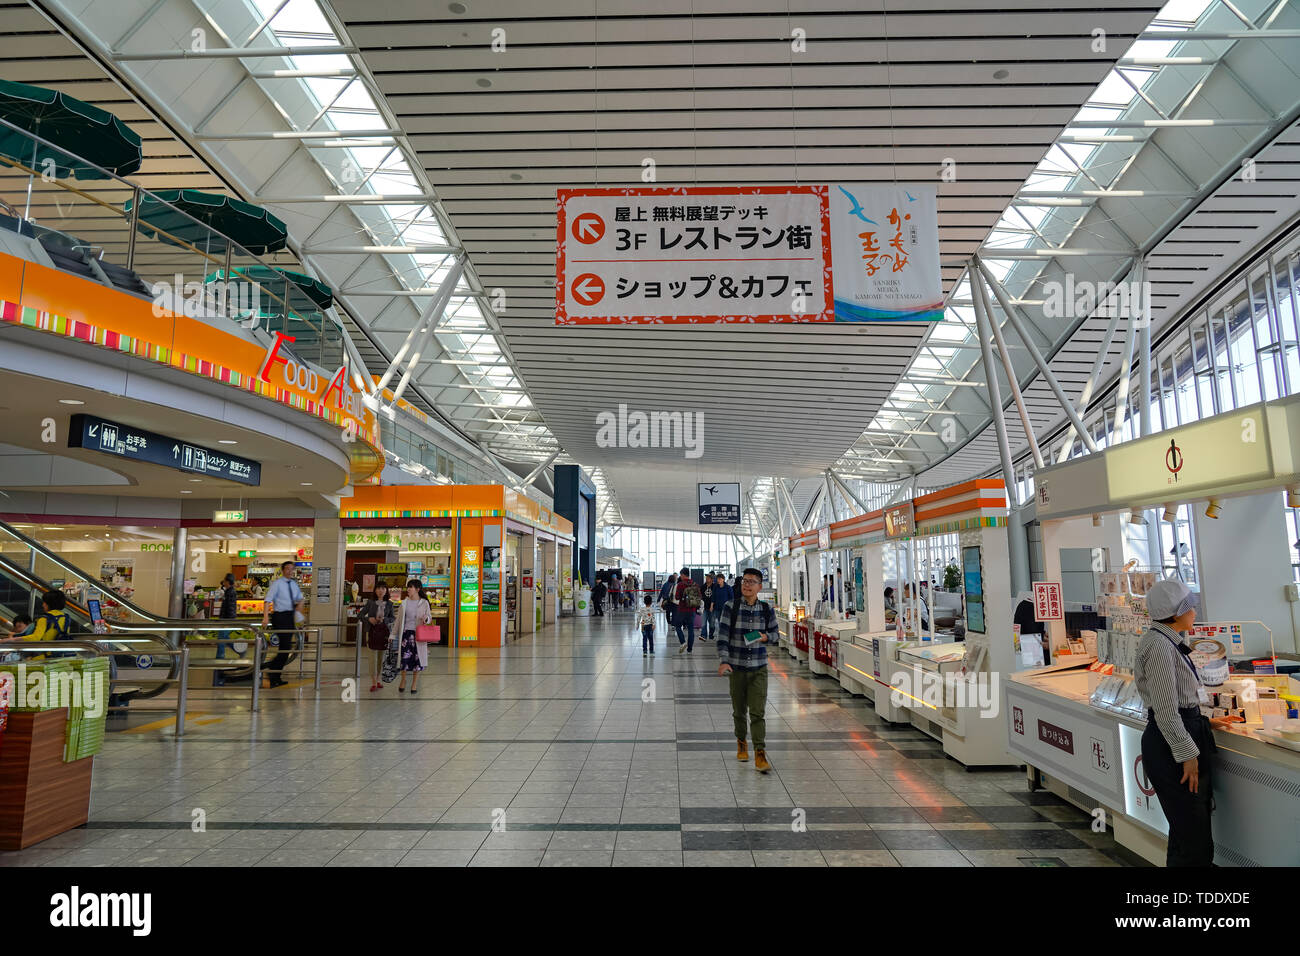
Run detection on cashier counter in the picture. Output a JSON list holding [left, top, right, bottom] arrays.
[[1006, 661, 1300, 866], [777, 610, 1012, 767]]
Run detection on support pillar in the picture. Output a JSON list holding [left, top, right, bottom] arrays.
[[168, 527, 188, 619], [309, 516, 346, 631], [1137, 258, 1153, 438], [969, 260, 1031, 596]]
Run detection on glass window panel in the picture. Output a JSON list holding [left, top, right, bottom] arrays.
[[1251, 273, 1281, 401], [1174, 339, 1197, 425], [1280, 257, 1300, 391], [1190, 319, 1216, 415]]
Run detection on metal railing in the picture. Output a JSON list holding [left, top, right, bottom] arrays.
[[3, 618, 366, 737], [0, 116, 348, 370]]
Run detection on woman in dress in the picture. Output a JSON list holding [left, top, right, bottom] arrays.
[[362, 581, 395, 692], [397, 578, 432, 695]]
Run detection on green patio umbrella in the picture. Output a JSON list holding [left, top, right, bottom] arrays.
[[0, 79, 142, 216], [125, 188, 288, 256], [204, 265, 333, 316]]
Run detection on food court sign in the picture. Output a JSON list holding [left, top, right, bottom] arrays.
[[555, 184, 940, 324], [259, 332, 367, 438]]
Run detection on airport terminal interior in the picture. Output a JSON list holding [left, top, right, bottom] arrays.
[[0, 0, 1299, 875]]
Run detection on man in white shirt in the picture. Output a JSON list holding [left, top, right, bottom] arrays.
[[261, 560, 303, 688]]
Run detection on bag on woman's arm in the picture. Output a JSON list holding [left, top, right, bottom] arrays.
[[380, 638, 400, 683]]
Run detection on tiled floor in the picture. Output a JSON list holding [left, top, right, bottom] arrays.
[[3, 610, 1138, 867]]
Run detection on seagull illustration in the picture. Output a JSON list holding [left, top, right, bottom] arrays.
[[837, 185, 876, 225], [905, 191, 917, 202]]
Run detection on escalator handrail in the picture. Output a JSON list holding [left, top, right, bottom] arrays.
[[0, 518, 170, 623]]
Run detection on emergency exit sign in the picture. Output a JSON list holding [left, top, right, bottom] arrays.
[[213, 510, 248, 523]]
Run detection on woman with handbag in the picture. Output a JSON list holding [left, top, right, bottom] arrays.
[[397, 579, 433, 695], [362, 582, 395, 693]]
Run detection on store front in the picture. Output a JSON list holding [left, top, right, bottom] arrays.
[[0, 520, 318, 623], [339, 484, 573, 648], [1021, 392, 1300, 866]]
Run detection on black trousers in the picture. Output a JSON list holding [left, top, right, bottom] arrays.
[[1142, 707, 1217, 867], [266, 610, 297, 684]]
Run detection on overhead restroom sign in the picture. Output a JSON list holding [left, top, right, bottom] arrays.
[[698, 482, 741, 525], [555, 184, 940, 324], [68, 414, 262, 486]]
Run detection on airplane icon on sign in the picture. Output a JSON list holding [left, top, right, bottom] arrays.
[[703, 485, 719, 496]]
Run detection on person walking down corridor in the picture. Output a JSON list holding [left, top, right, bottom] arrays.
[[637, 594, 655, 656], [591, 576, 607, 617], [658, 573, 677, 632], [261, 560, 303, 689], [717, 568, 780, 773], [673, 568, 702, 654], [707, 572, 731, 643]]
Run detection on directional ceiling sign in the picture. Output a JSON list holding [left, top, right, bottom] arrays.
[[67, 414, 262, 486], [555, 184, 941, 325], [698, 482, 741, 525]]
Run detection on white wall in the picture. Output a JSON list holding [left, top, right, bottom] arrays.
[[1040, 514, 1125, 653], [1193, 491, 1299, 656]]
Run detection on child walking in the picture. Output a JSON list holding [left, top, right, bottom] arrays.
[[637, 594, 655, 656]]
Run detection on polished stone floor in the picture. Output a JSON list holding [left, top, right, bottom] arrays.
[[4, 609, 1137, 867]]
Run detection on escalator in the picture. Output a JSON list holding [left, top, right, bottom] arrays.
[[0, 519, 294, 693]]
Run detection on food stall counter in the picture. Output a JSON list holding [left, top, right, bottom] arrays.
[[1005, 665, 1300, 866]]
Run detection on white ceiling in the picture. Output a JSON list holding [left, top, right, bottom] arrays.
[[328, 0, 1163, 527], [13, 0, 1294, 538]]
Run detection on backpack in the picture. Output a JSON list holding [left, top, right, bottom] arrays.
[[41, 612, 71, 639], [727, 599, 773, 638]]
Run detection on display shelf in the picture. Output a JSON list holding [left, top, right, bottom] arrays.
[[0, 709, 93, 850]]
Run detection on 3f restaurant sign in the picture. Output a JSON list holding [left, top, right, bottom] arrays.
[[556, 184, 941, 324]]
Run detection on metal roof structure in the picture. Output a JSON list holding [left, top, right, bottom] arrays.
[[8, 0, 1300, 543]]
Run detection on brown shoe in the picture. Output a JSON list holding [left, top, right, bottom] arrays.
[[754, 750, 771, 773], [737, 739, 749, 762]]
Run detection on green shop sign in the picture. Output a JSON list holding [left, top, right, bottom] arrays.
[[346, 532, 401, 548]]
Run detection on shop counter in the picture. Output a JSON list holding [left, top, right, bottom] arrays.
[[809, 621, 855, 677], [790, 621, 811, 663], [1004, 666, 1300, 866], [836, 633, 1012, 765]]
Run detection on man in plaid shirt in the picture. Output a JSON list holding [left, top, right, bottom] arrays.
[[716, 567, 780, 773]]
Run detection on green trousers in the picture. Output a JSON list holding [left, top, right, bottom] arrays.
[[728, 666, 769, 749]]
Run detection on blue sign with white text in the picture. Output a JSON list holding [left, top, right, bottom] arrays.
[[68, 414, 261, 486]]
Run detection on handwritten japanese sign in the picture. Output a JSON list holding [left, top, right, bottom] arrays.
[[1034, 582, 1065, 622], [556, 184, 940, 324]]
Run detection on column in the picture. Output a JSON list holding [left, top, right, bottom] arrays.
[[310, 516, 346, 632], [167, 526, 187, 619], [518, 533, 537, 635]]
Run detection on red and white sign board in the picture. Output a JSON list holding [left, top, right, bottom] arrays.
[[555, 184, 941, 325], [1034, 582, 1064, 621], [556, 186, 833, 324]]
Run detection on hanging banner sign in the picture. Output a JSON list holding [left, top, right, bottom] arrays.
[[555, 184, 940, 324]]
